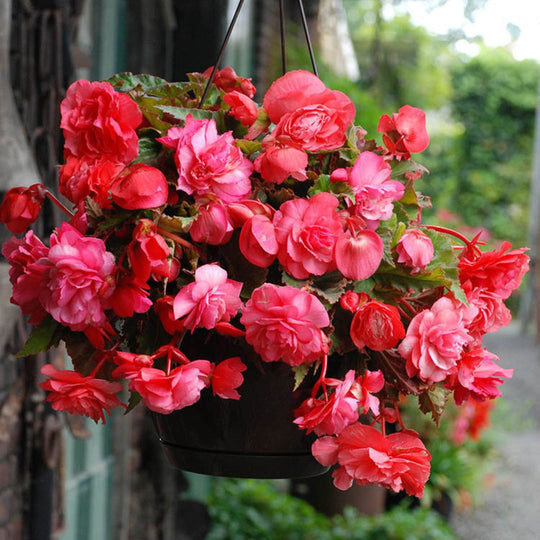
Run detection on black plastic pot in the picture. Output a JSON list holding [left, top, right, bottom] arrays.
[[152, 359, 329, 479]]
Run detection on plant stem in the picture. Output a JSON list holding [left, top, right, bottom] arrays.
[[45, 190, 75, 218]]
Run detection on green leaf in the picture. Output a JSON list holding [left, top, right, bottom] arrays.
[[158, 214, 197, 234], [125, 391, 142, 413], [235, 139, 262, 156], [96, 210, 133, 232], [308, 271, 348, 304], [352, 278, 375, 294], [308, 174, 355, 203], [156, 105, 217, 122], [108, 72, 168, 93], [292, 364, 310, 391], [17, 316, 61, 357], [418, 385, 451, 426], [281, 272, 308, 290], [133, 137, 162, 164], [390, 159, 429, 180]]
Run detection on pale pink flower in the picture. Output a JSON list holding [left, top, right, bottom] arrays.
[[40, 223, 116, 332], [158, 116, 252, 203], [273, 192, 344, 279], [396, 229, 434, 273], [190, 202, 233, 245], [173, 264, 242, 331], [398, 296, 474, 384], [335, 230, 384, 281], [129, 361, 212, 414], [240, 284, 330, 366]]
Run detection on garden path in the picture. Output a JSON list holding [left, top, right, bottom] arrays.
[[450, 323, 540, 540]]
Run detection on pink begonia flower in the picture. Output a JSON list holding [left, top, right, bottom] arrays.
[[190, 202, 233, 245], [446, 348, 513, 405], [40, 364, 124, 424], [263, 70, 355, 151], [223, 90, 258, 126], [312, 424, 431, 497], [254, 140, 308, 184], [240, 284, 330, 366], [458, 241, 529, 300], [239, 214, 278, 267], [356, 369, 385, 416], [274, 192, 344, 279], [111, 351, 154, 380], [398, 296, 475, 385], [2, 231, 49, 324], [211, 357, 247, 400], [39, 223, 116, 332], [0, 184, 45, 234], [110, 274, 152, 318], [377, 105, 429, 159], [173, 264, 243, 331], [128, 220, 171, 282], [396, 229, 434, 273], [202, 66, 256, 98], [294, 371, 361, 436], [110, 163, 168, 210], [335, 230, 384, 281], [158, 116, 253, 203], [69, 201, 89, 234], [227, 199, 275, 228], [129, 361, 212, 414]]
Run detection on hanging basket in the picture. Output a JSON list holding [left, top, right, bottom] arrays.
[[152, 359, 329, 479]]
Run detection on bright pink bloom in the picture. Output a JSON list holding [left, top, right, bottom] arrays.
[[202, 66, 256, 98], [40, 364, 124, 423], [396, 229, 434, 273], [60, 80, 141, 162], [377, 105, 429, 159], [294, 371, 361, 435], [2, 231, 49, 324], [223, 90, 258, 126], [459, 241, 529, 300], [339, 290, 362, 313], [39, 223, 115, 332], [111, 351, 154, 379], [239, 215, 278, 267], [110, 163, 168, 210], [110, 274, 152, 317], [173, 264, 242, 331], [154, 296, 185, 335], [398, 297, 474, 384], [447, 348, 513, 405], [335, 230, 384, 281], [312, 424, 431, 497], [263, 70, 355, 150], [158, 117, 252, 203], [0, 184, 45, 234], [254, 141, 308, 184], [356, 370, 385, 416], [59, 156, 123, 208], [274, 192, 344, 279], [130, 361, 212, 414], [69, 201, 88, 234], [240, 284, 330, 366], [128, 220, 171, 282], [211, 357, 247, 400], [190, 202, 233, 245], [226, 199, 275, 228], [350, 301, 405, 351]]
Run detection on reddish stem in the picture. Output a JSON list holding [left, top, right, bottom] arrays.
[[393, 402, 405, 430], [311, 353, 329, 399], [157, 227, 199, 253], [89, 357, 107, 378], [420, 224, 481, 256], [45, 190, 75, 218]]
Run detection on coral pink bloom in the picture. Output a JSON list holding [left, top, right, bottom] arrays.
[[335, 230, 384, 281], [294, 370, 361, 436], [339, 290, 363, 313], [129, 361, 212, 414], [61, 80, 141, 162], [110, 274, 152, 317], [458, 241, 529, 300], [223, 90, 258, 126], [254, 141, 308, 184], [202, 66, 256, 98], [377, 105, 429, 159], [396, 229, 434, 273], [239, 214, 278, 267], [398, 297, 474, 385], [312, 424, 431, 497], [2, 231, 49, 324], [110, 164, 168, 210], [0, 184, 45, 234], [356, 370, 385, 416], [350, 301, 405, 352], [447, 348, 513, 405], [240, 284, 330, 366], [227, 199, 275, 228], [190, 202, 233, 245], [40, 364, 124, 423], [452, 398, 495, 444], [59, 155, 124, 209], [211, 357, 247, 400], [173, 264, 242, 331], [111, 351, 154, 379], [40, 223, 116, 332], [128, 220, 171, 282], [274, 192, 343, 279], [158, 117, 253, 203]]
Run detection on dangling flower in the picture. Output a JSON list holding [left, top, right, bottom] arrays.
[[211, 357, 247, 400], [0, 184, 45, 233]]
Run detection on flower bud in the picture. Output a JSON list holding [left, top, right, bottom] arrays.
[[0, 184, 45, 233]]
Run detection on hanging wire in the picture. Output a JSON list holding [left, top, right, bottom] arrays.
[[296, 0, 318, 77], [198, 0, 246, 108], [279, 0, 287, 75]]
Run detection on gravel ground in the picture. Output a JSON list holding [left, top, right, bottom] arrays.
[[450, 325, 540, 540]]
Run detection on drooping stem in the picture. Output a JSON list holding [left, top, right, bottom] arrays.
[[157, 227, 199, 253], [311, 353, 328, 399], [45, 190, 75, 218], [421, 224, 481, 255]]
